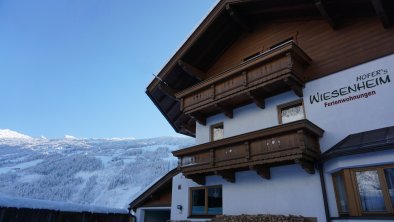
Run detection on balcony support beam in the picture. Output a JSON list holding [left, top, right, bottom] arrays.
[[251, 165, 271, 180], [185, 174, 205, 185], [226, 4, 251, 33], [371, 0, 392, 28], [215, 170, 236, 183], [295, 159, 315, 174], [158, 83, 177, 101], [284, 78, 303, 97], [178, 60, 205, 81], [189, 113, 206, 126], [246, 91, 265, 109], [315, 0, 338, 29], [215, 104, 233, 118]]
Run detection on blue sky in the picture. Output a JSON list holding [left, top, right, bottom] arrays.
[[0, 0, 217, 139]]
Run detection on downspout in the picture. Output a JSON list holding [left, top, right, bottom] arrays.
[[128, 207, 137, 222], [318, 163, 331, 222]]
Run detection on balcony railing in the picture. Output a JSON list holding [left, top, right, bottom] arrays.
[[172, 120, 323, 185], [175, 41, 311, 123]]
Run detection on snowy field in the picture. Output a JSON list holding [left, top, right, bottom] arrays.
[[0, 129, 194, 209]]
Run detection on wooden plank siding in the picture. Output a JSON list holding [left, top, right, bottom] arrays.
[[129, 168, 179, 212], [137, 186, 172, 208], [206, 18, 394, 82]]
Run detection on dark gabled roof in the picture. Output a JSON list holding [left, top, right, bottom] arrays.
[[321, 126, 394, 161], [129, 168, 180, 211]]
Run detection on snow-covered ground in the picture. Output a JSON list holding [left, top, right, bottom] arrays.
[[0, 129, 194, 210]]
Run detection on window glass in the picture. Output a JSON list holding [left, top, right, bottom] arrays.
[[355, 170, 386, 212], [207, 187, 222, 215], [191, 189, 206, 215], [333, 173, 349, 213], [384, 168, 394, 207], [281, 104, 304, 124], [190, 186, 222, 216]]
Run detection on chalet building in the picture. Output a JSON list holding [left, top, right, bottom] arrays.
[[131, 0, 394, 221]]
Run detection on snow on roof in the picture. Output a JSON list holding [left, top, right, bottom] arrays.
[[0, 194, 128, 214]]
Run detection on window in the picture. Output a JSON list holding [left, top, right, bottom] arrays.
[[333, 172, 349, 214], [190, 186, 222, 217], [210, 123, 224, 141], [277, 99, 305, 124], [332, 165, 394, 217]]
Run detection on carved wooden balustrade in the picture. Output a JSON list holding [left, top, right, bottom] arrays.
[[172, 120, 324, 185], [175, 41, 311, 124]]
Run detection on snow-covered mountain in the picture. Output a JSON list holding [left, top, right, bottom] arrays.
[[0, 129, 32, 140], [0, 130, 194, 209]]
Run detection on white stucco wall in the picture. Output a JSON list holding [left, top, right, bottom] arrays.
[[171, 165, 326, 222], [222, 166, 326, 221], [170, 173, 201, 221], [305, 54, 394, 221], [304, 54, 394, 152], [196, 91, 299, 144]]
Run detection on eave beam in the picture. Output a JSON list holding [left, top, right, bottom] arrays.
[[371, 0, 392, 28], [158, 83, 177, 101], [189, 113, 206, 126], [315, 0, 338, 29], [226, 4, 251, 33], [178, 60, 205, 81], [180, 123, 194, 136], [246, 92, 265, 109]]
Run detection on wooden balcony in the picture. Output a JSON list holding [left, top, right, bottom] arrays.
[[175, 41, 311, 124], [172, 120, 324, 185]]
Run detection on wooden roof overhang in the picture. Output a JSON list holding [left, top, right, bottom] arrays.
[[146, 0, 394, 137], [129, 168, 179, 212], [172, 119, 324, 185]]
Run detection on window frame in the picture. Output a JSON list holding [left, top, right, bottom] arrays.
[[332, 170, 350, 216], [277, 99, 306, 124], [189, 185, 223, 218], [332, 164, 394, 217], [210, 122, 224, 142]]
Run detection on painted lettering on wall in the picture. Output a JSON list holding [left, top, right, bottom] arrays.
[[309, 69, 390, 107]]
